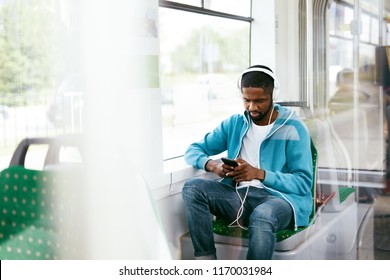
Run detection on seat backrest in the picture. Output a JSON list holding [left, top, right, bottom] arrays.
[[0, 136, 84, 259], [304, 117, 355, 212], [309, 139, 318, 220]]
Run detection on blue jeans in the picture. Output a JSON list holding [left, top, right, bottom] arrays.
[[182, 178, 293, 260]]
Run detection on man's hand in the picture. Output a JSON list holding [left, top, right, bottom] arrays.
[[205, 159, 240, 179], [226, 158, 265, 182], [206, 158, 265, 182], [205, 159, 225, 178]]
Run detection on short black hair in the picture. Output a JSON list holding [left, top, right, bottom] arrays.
[[240, 65, 274, 94]]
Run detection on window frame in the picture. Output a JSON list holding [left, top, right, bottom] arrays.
[[159, 0, 254, 22]]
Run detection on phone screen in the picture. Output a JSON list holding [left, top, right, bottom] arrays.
[[221, 157, 238, 167]]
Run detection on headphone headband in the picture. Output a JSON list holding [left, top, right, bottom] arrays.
[[237, 67, 280, 100]]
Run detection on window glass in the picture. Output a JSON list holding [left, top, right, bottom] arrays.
[[205, 0, 251, 17], [331, 4, 354, 39], [360, 0, 379, 14], [329, 3, 337, 36], [328, 0, 383, 172], [24, 145, 49, 170], [0, 0, 84, 171], [370, 17, 379, 45], [159, 7, 250, 159], [339, 5, 354, 39], [360, 13, 371, 42], [328, 37, 353, 98]]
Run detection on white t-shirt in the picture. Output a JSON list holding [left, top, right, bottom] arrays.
[[238, 120, 274, 188]]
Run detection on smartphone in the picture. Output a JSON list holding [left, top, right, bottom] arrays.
[[221, 157, 239, 167]]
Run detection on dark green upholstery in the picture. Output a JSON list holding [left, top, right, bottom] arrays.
[[339, 187, 356, 203], [213, 218, 310, 242], [0, 166, 60, 259]]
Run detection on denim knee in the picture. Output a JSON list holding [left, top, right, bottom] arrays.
[[249, 206, 277, 230], [182, 178, 206, 203]]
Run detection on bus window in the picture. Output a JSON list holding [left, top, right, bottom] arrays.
[[159, 2, 251, 160]]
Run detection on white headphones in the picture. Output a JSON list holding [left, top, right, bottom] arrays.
[[237, 67, 280, 101]]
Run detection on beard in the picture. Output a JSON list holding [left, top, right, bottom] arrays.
[[248, 102, 273, 123]]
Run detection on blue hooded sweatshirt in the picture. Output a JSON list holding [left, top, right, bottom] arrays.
[[184, 104, 313, 228]]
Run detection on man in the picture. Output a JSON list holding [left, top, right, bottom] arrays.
[[182, 65, 313, 260]]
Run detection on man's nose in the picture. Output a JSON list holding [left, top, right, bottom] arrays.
[[248, 101, 257, 110]]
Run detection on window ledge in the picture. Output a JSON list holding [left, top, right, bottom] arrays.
[[147, 156, 218, 201]]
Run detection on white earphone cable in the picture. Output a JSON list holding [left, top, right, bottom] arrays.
[[228, 106, 275, 231]]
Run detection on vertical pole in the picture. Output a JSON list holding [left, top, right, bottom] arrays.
[[352, 0, 360, 204], [307, 0, 314, 111]]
